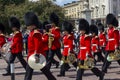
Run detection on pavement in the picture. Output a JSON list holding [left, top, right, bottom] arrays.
[[0, 58, 120, 80]]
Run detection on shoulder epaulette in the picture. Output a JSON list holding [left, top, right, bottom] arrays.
[[14, 31, 20, 34], [68, 34, 72, 38], [55, 27, 60, 30], [95, 36, 99, 38], [33, 30, 40, 34], [0, 34, 4, 36], [85, 35, 89, 38], [102, 32, 105, 34]]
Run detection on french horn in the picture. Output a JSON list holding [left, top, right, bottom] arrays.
[[28, 53, 46, 70], [78, 58, 94, 69], [61, 53, 76, 64], [107, 50, 120, 61]]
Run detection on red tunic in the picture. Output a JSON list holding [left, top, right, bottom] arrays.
[[51, 26, 61, 49], [99, 32, 106, 47], [11, 31, 23, 54], [62, 34, 74, 56], [42, 32, 56, 51], [91, 36, 100, 53], [42, 33, 49, 51], [105, 27, 119, 51], [78, 35, 93, 60], [28, 30, 44, 59], [0, 34, 6, 48], [119, 31, 120, 44]]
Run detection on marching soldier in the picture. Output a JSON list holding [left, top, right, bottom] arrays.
[[42, 21, 50, 60], [102, 13, 120, 73], [90, 25, 104, 63], [24, 12, 56, 80], [46, 12, 62, 69], [76, 19, 104, 80], [0, 23, 6, 57], [97, 23, 106, 55], [3, 17, 27, 76], [42, 21, 59, 68], [57, 21, 77, 77]]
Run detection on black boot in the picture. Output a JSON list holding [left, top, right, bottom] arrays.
[[2, 72, 11, 76], [57, 63, 65, 77], [55, 62, 59, 68], [99, 72, 104, 80]]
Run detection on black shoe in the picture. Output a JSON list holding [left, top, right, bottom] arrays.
[[2, 73, 11, 76], [57, 74, 65, 77], [55, 62, 59, 68], [99, 72, 104, 80]]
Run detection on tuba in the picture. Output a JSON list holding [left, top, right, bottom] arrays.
[[107, 50, 120, 61], [28, 53, 46, 70]]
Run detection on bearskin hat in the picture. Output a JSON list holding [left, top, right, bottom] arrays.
[[62, 21, 73, 34], [49, 12, 59, 26], [24, 12, 40, 28], [42, 21, 52, 32], [0, 23, 5, 33], [113, 18, 119, 27], [42, 21, 49, 30], [97, 23, 104, 31], [90, 25, 98, 35], [106, 13, 118, 27], [9, 17, 20, 29], [78, 18, 89, 34]]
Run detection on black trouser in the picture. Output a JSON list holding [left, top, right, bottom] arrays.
[[93, 52, 104, 62], [55, 48, 62, 60], [101, 47, 106, 55], [45, 50, 59, 66], [59, 56, 77, 75], [102, 51, 120, 73], [76, 60, 103, 80], [24, 64, 56, 80], [6, 53, 27, 73], [46, 49, 62, 70]]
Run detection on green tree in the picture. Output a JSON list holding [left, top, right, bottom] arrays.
[[0, 0, 65, 33]]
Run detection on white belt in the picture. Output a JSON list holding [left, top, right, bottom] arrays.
[[92, 44, 97, 46], [108, 38, 114, 41], [80, 47, 86, 49], [64, 45, 69, 47], [100, 39, 103, 41]]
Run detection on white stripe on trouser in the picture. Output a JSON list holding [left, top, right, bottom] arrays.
[[10, 63, 14, 73]]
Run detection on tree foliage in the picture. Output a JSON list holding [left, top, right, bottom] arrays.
[[0, 0, 65, 33]]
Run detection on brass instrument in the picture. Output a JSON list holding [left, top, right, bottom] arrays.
[[28, 53, 46, 70], [107, 50, 120, 61], [78, 58, 94, 69], [0, 42, 11, 62], [48, 32, 54, 49], [61, 53, 76, 64], [0, 42, 19, 63]]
